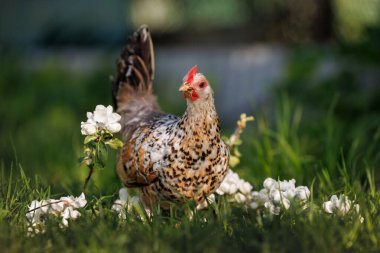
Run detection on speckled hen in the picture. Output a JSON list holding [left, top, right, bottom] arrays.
[[113, 25, 229, 208]]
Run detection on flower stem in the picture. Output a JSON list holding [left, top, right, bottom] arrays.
[[83, 165, 95, 193], [227, 114, 254, 148], [26, 200, 64, 213]]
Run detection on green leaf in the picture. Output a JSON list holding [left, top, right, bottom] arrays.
[[78, 156, 92, 165], [105, 138, 124, 149], [95, 142, 108, 168], [102, 131, 114, 141], [84, 135, 98, 144]]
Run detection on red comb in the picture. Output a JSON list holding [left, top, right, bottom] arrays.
[[186, 65, 198, 84]]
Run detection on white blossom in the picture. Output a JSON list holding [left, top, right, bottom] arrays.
[[93, 105, 121, 133], [196, 194, 216, 210], [119, 188, 129, 201], [61, 206, 81, 227], [264, 202, 281, 215], [322, 194, 364, 223], [112, 188, 143, 219], [263, 178, 277, 190], [239, 181, 253, 194], [81, 120, 97, 135], [234, 193, 247, 203], [249, 177, 310, 215], [295, 186, 310, 202], [215, 170, 253, 203], [322, 194, 356, 216], [112, 200, 128, 219], [26, 193, 87, 235], [81, 105, 122, 135], [60, 193, 87, 209]]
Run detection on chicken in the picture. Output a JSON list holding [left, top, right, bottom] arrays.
[[113, 25, 229, 208]]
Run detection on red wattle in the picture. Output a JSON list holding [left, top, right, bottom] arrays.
[[190, 91, 199, 101]]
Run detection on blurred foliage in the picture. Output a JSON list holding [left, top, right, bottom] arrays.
[[0, 58, 118, 193], [334, 0, 380, 42], [1, 0, 380, 46], [231, 26, 380, 191]]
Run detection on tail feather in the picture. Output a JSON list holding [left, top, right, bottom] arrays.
[[113, 25, 155, 108], [113, 25, 160, 140]]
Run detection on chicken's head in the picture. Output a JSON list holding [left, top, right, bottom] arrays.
[[179, 65, 212, 102]]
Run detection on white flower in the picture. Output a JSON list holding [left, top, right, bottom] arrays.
[[119, 188, 129, 201], [228, 184, 238, 195], [81, 105, 122, 135], [26, 193, 87, 235], [263, 178, 277, 190], [93, 105, 122, 133], [60, 193, 87, 209], [217, 181, 231, 195], [283, 188, 296, 200], [61, 206, 81, 227], [196, 194, 216, 210], [234, 193, 247, 203], [249, 178, 310, 215], [323, 197, 335, 214], [27, 223, 45, 237], [264, 202, 281, 215], [26, 201, 44, 224], [279, 179, 296, 191], [270, 189, 282, 205], [322, 194, 353, 215], [295, 186, 310, 202], [215, 170, 253, 200], [112, 188, 143, 219], [112, 199, 128, 219], [249, 201, 259, 209], [239, 181, 253, 194], [251, 190, 268, 205], [80, 117, 97, 135]]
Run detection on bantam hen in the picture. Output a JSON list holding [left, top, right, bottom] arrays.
[[114, 25, 229, 208]]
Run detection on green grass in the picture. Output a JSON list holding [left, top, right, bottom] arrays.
[[1, 43, 380, 252]]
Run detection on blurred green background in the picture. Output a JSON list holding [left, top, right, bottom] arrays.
[[0, 0, 380, 195]]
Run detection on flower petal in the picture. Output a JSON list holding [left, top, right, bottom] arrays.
[[119, 188, 129, 201], [322, 201, 334, 213], [93, 105, 108, 124], [106, 122, 122, 133], [263, 178, 276, 190]]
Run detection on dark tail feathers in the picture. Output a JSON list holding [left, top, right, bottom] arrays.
[[112, 25, 155, 110]]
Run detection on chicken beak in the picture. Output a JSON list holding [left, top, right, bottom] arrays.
[[179, 83, 192, 93]]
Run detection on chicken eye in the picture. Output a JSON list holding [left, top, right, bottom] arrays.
[[199, 82, 205, 88]]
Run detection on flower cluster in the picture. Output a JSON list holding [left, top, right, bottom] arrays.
[[323, 194, 352, 215], [250, 178, 310, 215], [215, 170, 253, 203], [81, 105, 121, 135], [26, 193, 87, 236], [322, 194, 363, 222], [111, 188, 140, 219]]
